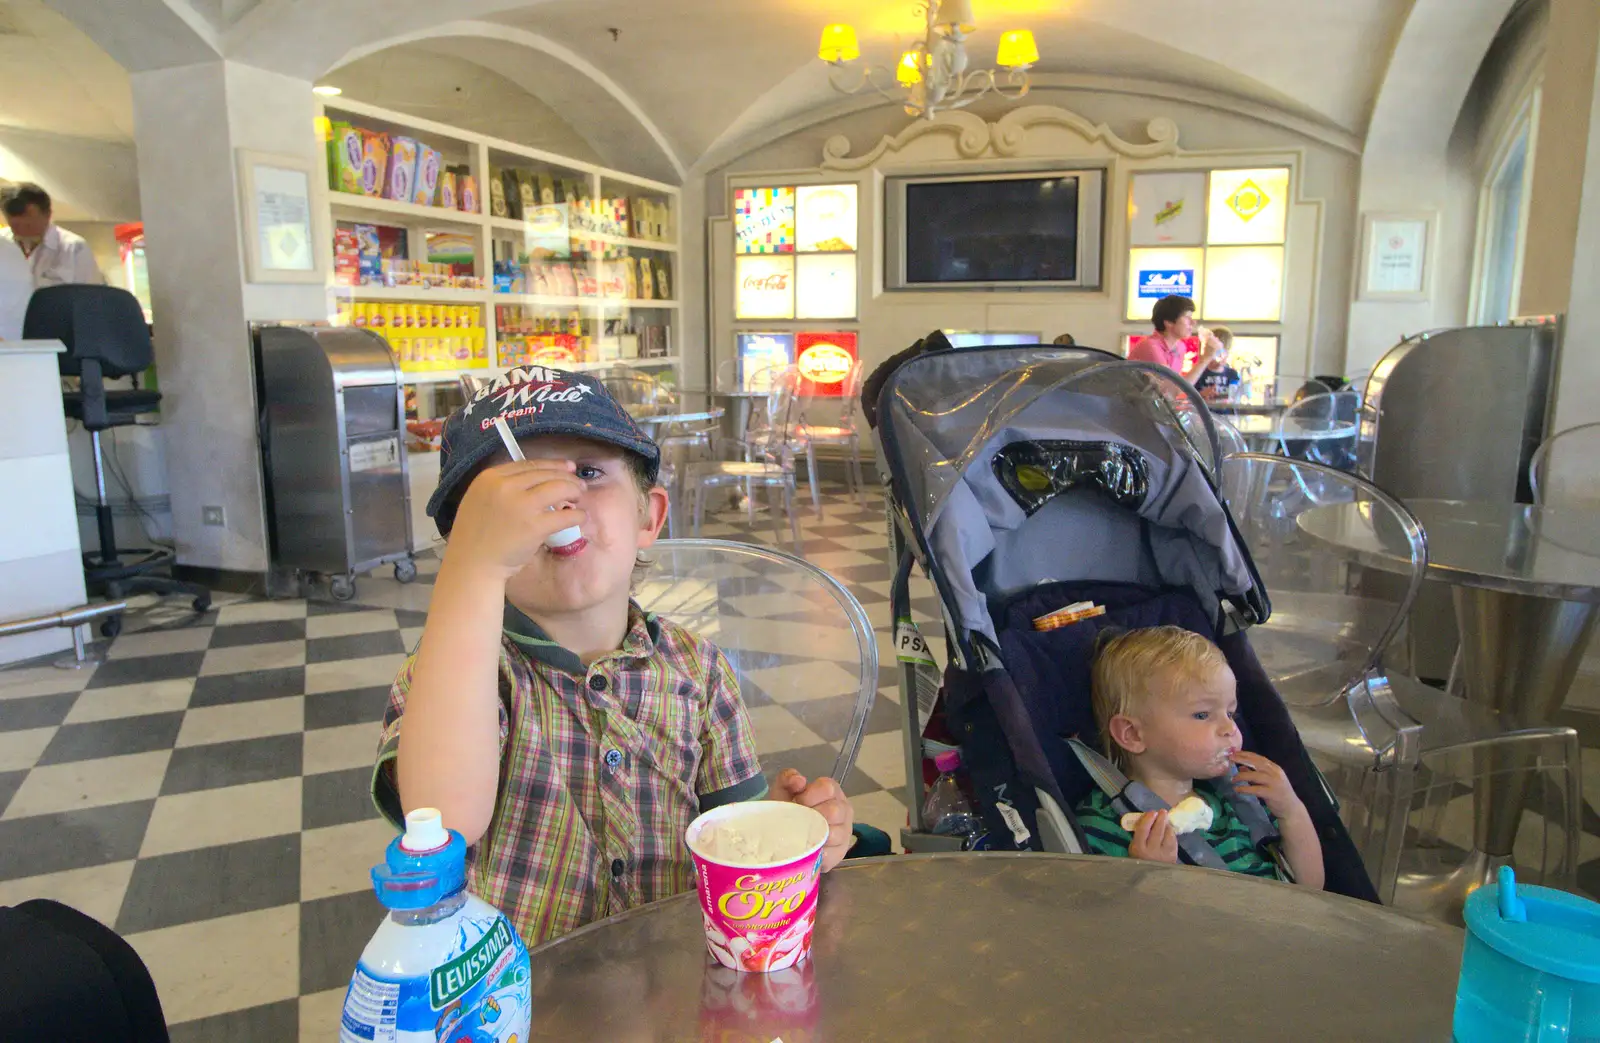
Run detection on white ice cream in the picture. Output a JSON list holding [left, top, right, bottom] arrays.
[[1121, 794, 1214, 835], [688, 801, 828, 866]]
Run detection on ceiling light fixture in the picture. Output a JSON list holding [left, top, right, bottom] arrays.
[[818, 1, 1036, 120], [312, 84, 343, 97]]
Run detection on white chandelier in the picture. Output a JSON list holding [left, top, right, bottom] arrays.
[[818, 0, 1038, 120]]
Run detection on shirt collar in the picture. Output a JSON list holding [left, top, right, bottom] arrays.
[[502, 600, 660, 674]]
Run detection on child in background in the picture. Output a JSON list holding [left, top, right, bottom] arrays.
[[1194, 325, 1241, 400], [371, 366, 855, 947], [1074, 626, 1324, 888]]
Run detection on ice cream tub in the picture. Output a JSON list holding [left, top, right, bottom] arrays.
[[685, 801, 828, 974]]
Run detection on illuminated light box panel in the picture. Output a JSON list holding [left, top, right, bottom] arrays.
[[735, 255, 795, 319], [1207, 168, 1290, 246], [795, 185, 858, 253], [1201, 246, 1284, 322], [796, 254, 857, 319], [735, 186, 795, 254], [795, 331, 858, 397], [1127, 247, 1204, 322]]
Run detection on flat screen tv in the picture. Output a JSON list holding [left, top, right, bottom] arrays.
[[886, 170, 1104, 291]]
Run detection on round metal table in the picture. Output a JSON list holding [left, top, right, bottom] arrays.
[[519, 854, 1462, 1041], [624, 404, 726, 432], [1231, 414, 1358, 449], [1299, 499, 1600, 915], [1210, 398, 1286, 416]]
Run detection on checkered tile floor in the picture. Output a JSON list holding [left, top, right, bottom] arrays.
[[0, 485, 942, 1040]]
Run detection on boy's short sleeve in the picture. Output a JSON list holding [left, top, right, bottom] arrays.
[[370, 647, 513, 830], [696, 648, 767, 810]]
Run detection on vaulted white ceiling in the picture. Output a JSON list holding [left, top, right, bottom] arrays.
[[33, 0, 1527, 179]]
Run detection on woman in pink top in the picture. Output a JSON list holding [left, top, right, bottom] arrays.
[[1129, 294, 1224, 385]]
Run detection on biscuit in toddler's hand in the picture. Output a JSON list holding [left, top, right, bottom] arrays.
[[1120, 795, 1213, 835]]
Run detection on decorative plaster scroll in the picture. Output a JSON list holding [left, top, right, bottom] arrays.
[[821, 110, 992, 171], [991, 107, 1180, 159], [819, 104, 1182, 170]]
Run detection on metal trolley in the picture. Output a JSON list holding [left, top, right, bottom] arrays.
[[255, 325, 417, 600]]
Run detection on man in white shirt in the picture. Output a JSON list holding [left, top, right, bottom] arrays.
[[1, 183, 104, 288]]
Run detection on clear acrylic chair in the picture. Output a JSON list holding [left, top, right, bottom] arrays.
[[1531, 421, 1600, 505], [683, 367, 806, 550], [1221, 452, 1581, 909], [633, 538, 878, 781], [794, 359, 869, 510]]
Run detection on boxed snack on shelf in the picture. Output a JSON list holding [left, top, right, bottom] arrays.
[[334, 226, 360, 286], [361, 131, 389, 197], [654, 258, 671, 300], [439, 170, 457, 210], [330, 122, 364, 194], [490, 172, 511, 219], [338, 300, 487, 373], [387, 137, 418, 201], [459, 174, 479, 214], [413, 145, 442, 207]]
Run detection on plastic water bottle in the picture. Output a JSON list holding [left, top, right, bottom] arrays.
[[341, 808, 533, 1042], [923, 750, 984, 848]]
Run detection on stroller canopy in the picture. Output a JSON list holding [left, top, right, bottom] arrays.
[[875, 346, 1267, 654]]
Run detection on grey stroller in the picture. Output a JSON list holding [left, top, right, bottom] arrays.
[[870, 341, 1379, 901]]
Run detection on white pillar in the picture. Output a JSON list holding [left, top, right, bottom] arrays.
[[1518, 0, 1600, 317], [130, 61, 326, 573], [1551, 38, 1600, 438]]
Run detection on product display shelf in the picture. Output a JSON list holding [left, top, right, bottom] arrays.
[[314, 97, 682, 380], [335, 285, 488, 304], [487, 216, 677, 253], [402, 356, 680, 385], [329, 193, 481, 227]]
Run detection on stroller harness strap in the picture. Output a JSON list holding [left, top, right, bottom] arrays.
[[1067, 738, 1287, 879]]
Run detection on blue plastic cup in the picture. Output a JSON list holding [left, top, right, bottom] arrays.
[[1454, 867, 1600, 1042]]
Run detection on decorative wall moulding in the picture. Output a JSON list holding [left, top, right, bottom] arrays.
[[819, 105, 1182, 171]]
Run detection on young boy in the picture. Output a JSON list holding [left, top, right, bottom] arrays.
[[370, 366, 855, 946], [1074, 627, 1323, 888], [1194, 325, 1241, 400]]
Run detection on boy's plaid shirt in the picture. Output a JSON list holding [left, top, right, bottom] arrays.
[[371, 602, 766, 946]]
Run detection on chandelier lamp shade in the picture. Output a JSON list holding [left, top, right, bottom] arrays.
[[818, 2, 1036, 119]]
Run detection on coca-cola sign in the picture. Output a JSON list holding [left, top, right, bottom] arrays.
[[736, 256, 796, 319]]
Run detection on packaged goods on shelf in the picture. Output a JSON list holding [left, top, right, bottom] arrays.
[[334, 226, 360, 286], [638, 257, 655, 300], [323, 115, 466, 213], [413, 145, 442, 207], [335, 300, 487, 373], [654, 259, 671, 300], [361, 132, 389, 197], [490, 174, 510, 219], [439, 171, 457, 210], [387, 137, 418, 201], [330, 122, 363, 194]]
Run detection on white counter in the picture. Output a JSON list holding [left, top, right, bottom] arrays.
[[0, 339, 88, 663]]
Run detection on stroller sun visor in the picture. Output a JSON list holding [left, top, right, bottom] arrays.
[[875, 347, 1264, 650]]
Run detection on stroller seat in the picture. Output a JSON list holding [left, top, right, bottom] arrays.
[[871, 340, 1379, 902]]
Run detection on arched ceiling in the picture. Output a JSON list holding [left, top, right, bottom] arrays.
[[37, 0, 1531, 183]]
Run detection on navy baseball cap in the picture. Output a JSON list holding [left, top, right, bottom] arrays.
[[425, 365, 660, 528]]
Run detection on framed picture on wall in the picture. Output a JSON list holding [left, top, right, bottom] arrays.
[[236, 149, 324, 284], [1359, 212, 1433, 301]]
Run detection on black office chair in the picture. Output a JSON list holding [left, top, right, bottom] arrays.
[[23, 285, 209, 636]]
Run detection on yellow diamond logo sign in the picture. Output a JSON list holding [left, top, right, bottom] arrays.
[[1227, 179, 1269, 222]]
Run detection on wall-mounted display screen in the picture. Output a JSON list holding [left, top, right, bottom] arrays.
[[886, 169, 1104, 290]]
